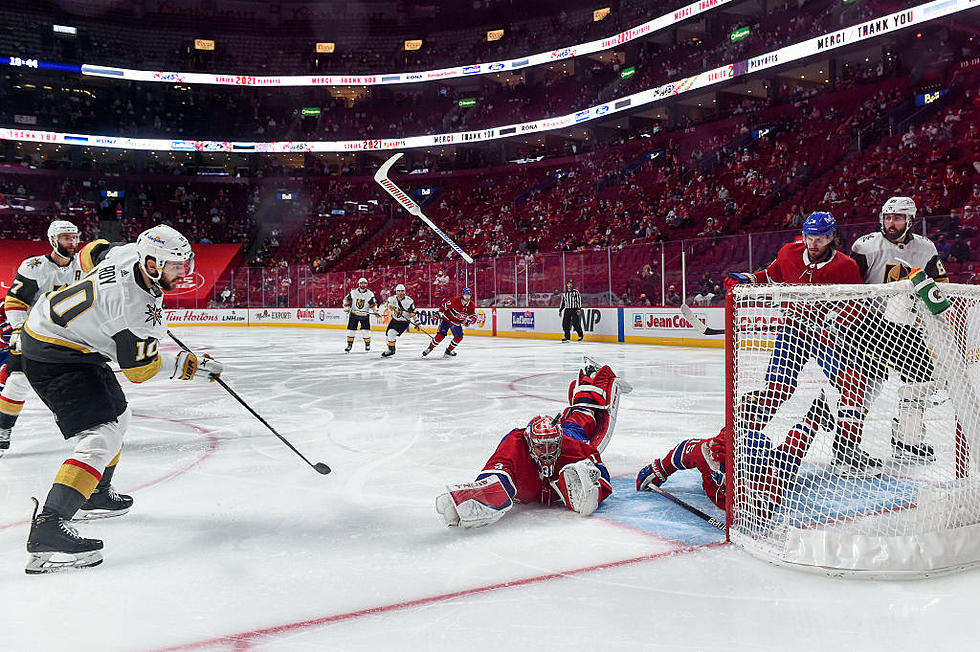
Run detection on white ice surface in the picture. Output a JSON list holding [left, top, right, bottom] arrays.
[[0, 328, 977, 651]]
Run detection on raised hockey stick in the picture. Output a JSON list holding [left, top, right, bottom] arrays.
[[374, 153, 474, 264], [681, 303, 725, 336], [167, 331, 331, 475], [643, 483, 726, 530]]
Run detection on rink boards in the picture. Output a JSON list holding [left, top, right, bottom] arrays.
[[164, 306, 726, 347]]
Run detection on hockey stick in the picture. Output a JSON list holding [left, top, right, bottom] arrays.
[[643, 483, 726, 530], [374, 153, 474, 264], [681, 303, 725, 336], [411, 319, 439, 347], [166, 331, 331, 475]]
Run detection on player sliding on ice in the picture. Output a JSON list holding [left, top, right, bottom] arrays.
[[436, 363, 626, 528], [423, 287, 476, 357], [637, 393, 834, 522]]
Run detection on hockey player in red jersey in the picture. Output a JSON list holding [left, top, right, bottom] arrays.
[[636, 393, 833, 518], [436, 364, 625, 528], [423, 287, 477, 357], [725, 212, 877, 476]]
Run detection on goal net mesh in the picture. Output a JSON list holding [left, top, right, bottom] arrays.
[[727, 281, 980, 577]]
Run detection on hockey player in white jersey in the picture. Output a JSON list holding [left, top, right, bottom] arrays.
[[849, 196, 948, 462], [1, 220, 85, 455], [19, 224, 223, 573], [380, 284, 416, 357], [342, 277, 377, 353]]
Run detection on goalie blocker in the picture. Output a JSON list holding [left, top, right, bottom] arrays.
[[436, 365, 621, 528]]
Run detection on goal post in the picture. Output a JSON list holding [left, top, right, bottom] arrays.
[[725, 280, 980, 578]]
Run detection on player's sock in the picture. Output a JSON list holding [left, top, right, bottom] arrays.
[[364, 338, 371, 351]]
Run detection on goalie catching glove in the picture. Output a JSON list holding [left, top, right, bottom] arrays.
[[551, 459, 604, 516], [171, 350, 223, 381]]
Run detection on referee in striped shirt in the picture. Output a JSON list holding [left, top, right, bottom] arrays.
[[558, 280, 584, 342]]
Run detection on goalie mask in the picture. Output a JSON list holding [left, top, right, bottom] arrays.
[[524, 415, 562, 478], [879, 196, 917, 243], [47, 220, 80, 259]]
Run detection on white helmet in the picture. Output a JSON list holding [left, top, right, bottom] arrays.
[[358, 277, 368, 285], [136, 224, 194, 285], [880, 196, 917, 241], [47, 220, 80, 257], [395, 283, 406, 292]]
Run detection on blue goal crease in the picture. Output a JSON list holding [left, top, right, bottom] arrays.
[[597, 476, 727, 546]]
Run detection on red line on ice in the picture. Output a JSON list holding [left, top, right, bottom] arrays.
[[150, 541, 726, 652], [0, 414, 219, 531]]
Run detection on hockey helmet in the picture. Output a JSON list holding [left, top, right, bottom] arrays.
[[462, 287, 472, 296], [524, 415, 562, 478], [136, 224, 194, 287], [395, 283, 406, 292], [802, 212, 836, 238], [47, 220, 80, 258], [358, 277, 368, 286], [879, 196, 917, 241]]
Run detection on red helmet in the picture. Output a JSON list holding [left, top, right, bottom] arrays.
[[524, 415, 562, 478]]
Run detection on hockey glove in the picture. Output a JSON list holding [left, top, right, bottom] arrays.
[[552, 460, 602, 516], [8, 328, 20, 352], [172, 350, 223, 381], [636, 461, 669, 491], [724, 272, 755, 291]]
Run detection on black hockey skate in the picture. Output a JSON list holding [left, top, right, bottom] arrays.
[[831, 439, 882, 478], [344, 343, 352, 353], [26, 498, 103, 574], [381, 349, 396, 358], [75, 485, 133, 520], [443, 348, 457, 357], [422, 347, 432, 356], [365, 342, 371, 351]]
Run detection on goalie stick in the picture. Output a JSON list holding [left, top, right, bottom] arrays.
[[167, 331, 332, 476], [681, 303, 724, 336], [375, 153, 474, 264], [644, 482, 726, 530]]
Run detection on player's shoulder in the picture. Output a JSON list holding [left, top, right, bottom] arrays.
[[909, 233, 939, 254], [17, 254, 50, 277], [850, 232, 882, 252]]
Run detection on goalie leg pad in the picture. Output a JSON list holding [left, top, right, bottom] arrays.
[[551, 459, 605, 516], [563, 365, 621, 452], [436, 475, 514, 529]]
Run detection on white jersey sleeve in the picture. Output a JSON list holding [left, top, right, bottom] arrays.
[[4, 254, 84, 329], [21, 244, 168, 383]]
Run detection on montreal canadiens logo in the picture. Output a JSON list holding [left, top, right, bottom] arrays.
[[164, 271, 206, 296]]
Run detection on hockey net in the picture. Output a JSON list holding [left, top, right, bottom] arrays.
[[726, 281, 980, 578]]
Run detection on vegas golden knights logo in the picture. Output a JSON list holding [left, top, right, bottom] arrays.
[[884, 263, 912, 283], [356, 298, 365, 309]]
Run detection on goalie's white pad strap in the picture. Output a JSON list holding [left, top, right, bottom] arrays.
[[551, 460, 601, 516], [436, 476, 513, 529]]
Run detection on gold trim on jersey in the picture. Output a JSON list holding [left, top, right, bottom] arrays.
[[121, 356, 162, 383], [79, 239, 110, 273], [3, 295, 29, 311], [23, 324, 94, 354]]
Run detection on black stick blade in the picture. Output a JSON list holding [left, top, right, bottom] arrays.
[[314, 463, 332, 475]]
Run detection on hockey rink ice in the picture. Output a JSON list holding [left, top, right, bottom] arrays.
[[1, 327, 978, 651]]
